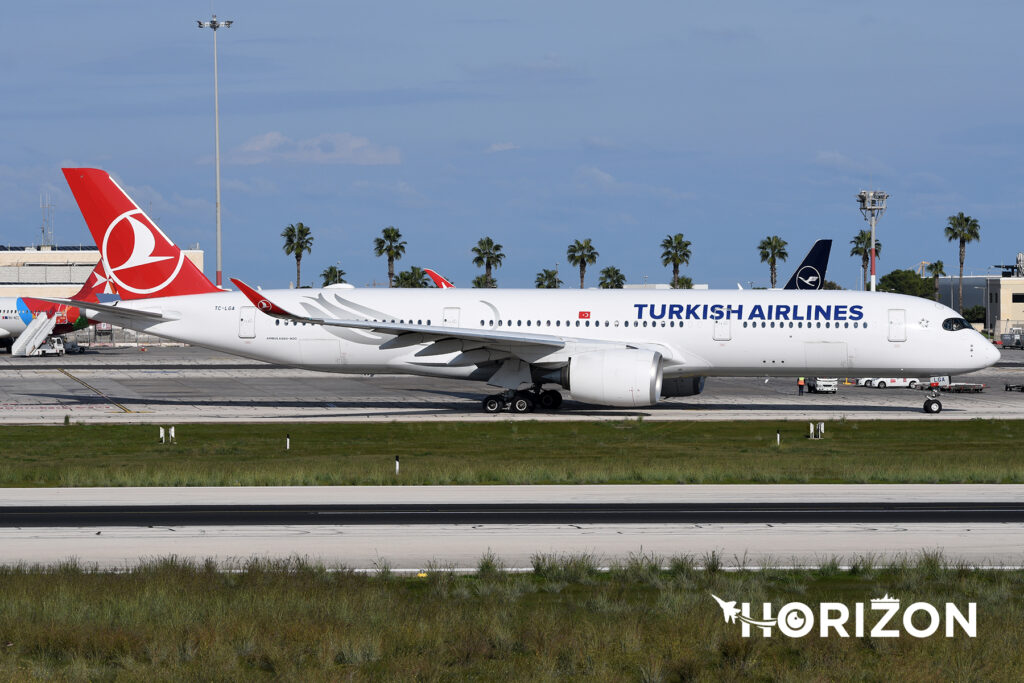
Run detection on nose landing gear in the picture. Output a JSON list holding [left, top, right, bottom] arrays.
[[923, 388, 943, 414]]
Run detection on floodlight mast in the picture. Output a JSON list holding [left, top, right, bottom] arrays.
[[197, 15, 232, 288], [857, 190, 888, 292]]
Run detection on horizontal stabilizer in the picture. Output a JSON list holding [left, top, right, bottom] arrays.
[[35, 298, 164, 320]]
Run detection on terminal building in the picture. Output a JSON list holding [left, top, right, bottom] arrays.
[[935, 252, 1024, 334], [0, 245, 206, 298]]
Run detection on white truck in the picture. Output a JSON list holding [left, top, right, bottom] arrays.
[[29, 337, 66, 357], [807, 377, 838, 393]]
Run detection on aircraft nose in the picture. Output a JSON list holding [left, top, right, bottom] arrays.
[[984, 340, 1001, 367]]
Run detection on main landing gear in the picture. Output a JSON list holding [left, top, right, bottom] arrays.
[[481, 387, 564, 414]]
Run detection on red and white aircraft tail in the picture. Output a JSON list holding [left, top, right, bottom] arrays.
[[72, 261, 118, 302], [423, 268, 455, 288], [62, 168, 221, 299]]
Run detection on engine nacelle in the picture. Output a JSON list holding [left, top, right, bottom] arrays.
[[564, 349, 663, 407], [661, 376, 706, 397]]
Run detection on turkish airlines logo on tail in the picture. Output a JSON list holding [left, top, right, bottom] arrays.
[[101, 210, 185, 295], [257, 300, 273, 312]]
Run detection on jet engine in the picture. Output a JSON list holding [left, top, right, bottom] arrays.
[[661, 376, 706, 397], [563, 349, 663, 407]]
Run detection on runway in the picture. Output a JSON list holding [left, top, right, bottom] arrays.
[[5, 502, 1024, 526], [0, 346, 1021, 423], [3, 486, 1024, 569]]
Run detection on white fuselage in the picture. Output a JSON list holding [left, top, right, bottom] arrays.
[[81, 288, 998, 382]]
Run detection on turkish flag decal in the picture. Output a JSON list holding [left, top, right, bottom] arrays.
[[578, 311, 591, 319]]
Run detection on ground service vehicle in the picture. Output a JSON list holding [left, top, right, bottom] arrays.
[[29, 337, 65, 357], [807, 377, 837, 393], [872, 377, 919, 389]]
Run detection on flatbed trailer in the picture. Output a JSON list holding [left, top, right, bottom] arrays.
[[1006, 384, 1024, 393], [942, 383, 985, 393]]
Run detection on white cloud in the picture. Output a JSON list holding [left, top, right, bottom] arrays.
[[574, 166, 693, 201], [228, 132, 400, 166], [485, 142, 519, 153]]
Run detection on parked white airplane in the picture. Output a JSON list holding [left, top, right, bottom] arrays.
[[51, 168, 999, 413], [0, 262, 114, 352]]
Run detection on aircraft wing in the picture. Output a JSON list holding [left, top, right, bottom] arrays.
[[35, 298, 165, 321], [230, 279, 697, 370], [230, 279, 564, 349]]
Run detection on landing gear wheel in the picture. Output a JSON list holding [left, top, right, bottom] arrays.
[[538, 390, 562, 410], [482, 395, 504, 413], [510, 394, 534, 414], [924, 398, 942, 414]]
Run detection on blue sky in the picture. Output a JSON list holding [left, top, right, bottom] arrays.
[[2, 1, 1022, 289]]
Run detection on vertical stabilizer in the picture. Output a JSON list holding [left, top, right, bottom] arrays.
[[62, 168, 221, 299], [783, 239, 833, 290]]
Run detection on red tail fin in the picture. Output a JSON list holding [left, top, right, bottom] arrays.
[[70, 262, 116, 302], [62, 168, 221, 299], [424, 268, 455, 289]]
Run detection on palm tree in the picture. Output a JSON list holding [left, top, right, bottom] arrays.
[[373, 226, 407, 287], [660, 233, 692, 288], [535, 269, 562, 289], [320, 265, 346, 287], [566, 238, 599, 289], [925, 260, 945, 302], [757, 235, 789, 289], [849, 230, 882, 291], [281, 223, 314, 288], [471, 274, 496, 288], [944, 212, 981, 313], [598, 266, 625, 289], [674, 275, 693, 289], [471, 237, 505, 285], [394, 266, 429, 288]]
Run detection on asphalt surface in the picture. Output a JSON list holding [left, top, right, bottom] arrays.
[[5, 501, 1024, 527], [3, 486, 1024, 568], [0, 345, 1021, 423]]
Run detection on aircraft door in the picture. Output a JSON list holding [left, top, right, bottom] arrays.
[[239, 306, 256, 338], [713, 318, 731, 341], [443, 307, 460, 327], [887, 309, 906, 342]]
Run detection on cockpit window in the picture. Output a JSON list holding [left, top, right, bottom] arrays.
[[942, 318, 972, 331]]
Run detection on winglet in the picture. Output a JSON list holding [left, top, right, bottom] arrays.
[[424, 268, 455, 289], [230, 278, 298, 318]]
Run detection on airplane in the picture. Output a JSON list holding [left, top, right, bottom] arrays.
[[711, 595, 741, 624], [436, 242, 830, 292], [0, 261, 115, 352], [782, 239, 831, 290], [424, 269, 455, 288], [50, 168, 999, 414]]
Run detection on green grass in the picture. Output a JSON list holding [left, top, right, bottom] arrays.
[[2, 420, 1024, 486], [0, 553, 1019, 680]]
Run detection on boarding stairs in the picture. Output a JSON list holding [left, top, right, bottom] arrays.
[[11, 314, 57, 357]]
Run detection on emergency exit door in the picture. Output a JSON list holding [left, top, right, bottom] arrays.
[[443, 307, 460, 327], [239, 306, 256, 338]]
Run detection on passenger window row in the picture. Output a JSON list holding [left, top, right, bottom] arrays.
[[742, 321, 866, 329]]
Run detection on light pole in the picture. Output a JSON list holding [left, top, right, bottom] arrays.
[[197, 14, 232, 288], [856, 190, 889, 292]]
